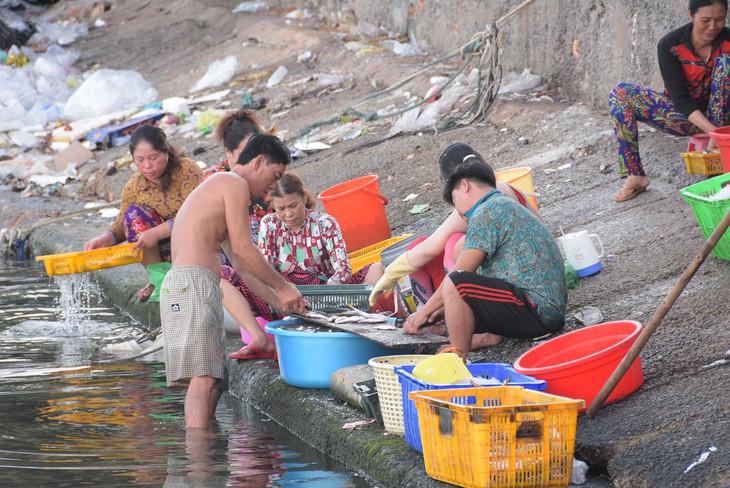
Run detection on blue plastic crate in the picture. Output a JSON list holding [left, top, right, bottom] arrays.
[[395, 362, 547, 453]]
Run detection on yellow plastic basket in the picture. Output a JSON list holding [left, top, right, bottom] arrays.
[[368, 355, 431, 435], [35, 243, 143, 276], [410, 386, 584, 488], [681, 150, 723, 175], [348, 234, 413, 274]]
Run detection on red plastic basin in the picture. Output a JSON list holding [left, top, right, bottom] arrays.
[[513, 321, 644, 411]]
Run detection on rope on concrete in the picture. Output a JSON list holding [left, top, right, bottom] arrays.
[[288, 0, 536, 142]]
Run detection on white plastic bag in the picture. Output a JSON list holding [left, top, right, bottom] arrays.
[[571, 458, 588, 485], [9, 130, 42, 149], [62, 69, 158, 122], [24, 101, 63, 127], [232, 1, 269, 13], [0, 66, 38, 110], [0, 99, 26, 132], [498, 68, 544, 94], [381, 39, 424, 56], [389, 82, 469, 136], [40, 44, 80, 68], [31, 21, 89, 46], [189, 55, 242, 93]]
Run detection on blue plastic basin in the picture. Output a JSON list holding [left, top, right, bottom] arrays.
[[266, 318, 404, 389]]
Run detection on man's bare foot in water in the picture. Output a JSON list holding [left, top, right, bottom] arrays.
[[470, 333, 503, 350]]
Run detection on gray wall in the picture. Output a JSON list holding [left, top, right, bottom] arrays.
[[305, 0, 694, 108]]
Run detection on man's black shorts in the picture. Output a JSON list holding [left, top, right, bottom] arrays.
[[447, 270, 552, 339]]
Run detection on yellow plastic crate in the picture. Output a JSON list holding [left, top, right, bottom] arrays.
[[36, 243, 143, 276], [348, 234, 413, 274], [681, 150, 723, 175], [410, 386, 584, 488], [368, 354, 431, 435]]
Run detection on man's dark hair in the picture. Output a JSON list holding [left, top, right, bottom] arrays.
[[442, 159, 498, 204], [235, 133, 291, 166]]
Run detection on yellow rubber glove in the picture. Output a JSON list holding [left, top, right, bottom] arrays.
[[368, 252, 418, 306]]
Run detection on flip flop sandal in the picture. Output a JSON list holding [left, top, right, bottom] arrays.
[[438, 346, 467, 364], [228, 345, 275, 360], [614, 185, 647, 203], [137, 283, 155, 302]]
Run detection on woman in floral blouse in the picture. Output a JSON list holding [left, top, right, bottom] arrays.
[[226, 173, 384, 322], [84, 125, 202, 301]]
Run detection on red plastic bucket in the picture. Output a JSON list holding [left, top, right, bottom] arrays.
[[709, 126, 730, 173], [318, 175, 391, 252], [513, 321, 644, 411]]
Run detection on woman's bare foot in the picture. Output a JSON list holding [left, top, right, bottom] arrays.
[[420, 323, 447, 336], [614, 175, 650, 203], [228, 338, 276, 360], [470, 333, 503, 351], [246, 337, 275, 354]]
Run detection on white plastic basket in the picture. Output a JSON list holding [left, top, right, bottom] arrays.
[[368, 355, 431, 435]]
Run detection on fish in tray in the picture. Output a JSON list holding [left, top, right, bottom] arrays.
[[305, 307, 391, 325]]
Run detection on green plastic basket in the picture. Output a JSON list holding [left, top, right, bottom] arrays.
[[271, 284, 373, 313], [679, 172, 730, 261]]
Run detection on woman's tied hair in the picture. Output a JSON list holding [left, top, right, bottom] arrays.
[[215, 109, 263, 153], [271, 172, 317, 210], [463, 154, 478, 162], [439, 143, 497, 204], [689, 0, 728, 16]]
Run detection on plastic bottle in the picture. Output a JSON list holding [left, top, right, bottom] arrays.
[[564, 262, 579, 289], [266, 66, 288, 88]]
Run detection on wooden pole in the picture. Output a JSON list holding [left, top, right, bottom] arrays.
[[586, 206, 730, 418]]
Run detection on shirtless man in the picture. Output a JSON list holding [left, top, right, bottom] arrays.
[[160, 133, 307, 429]]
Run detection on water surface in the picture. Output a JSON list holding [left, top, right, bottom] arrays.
[[0, 260, 371, 487]]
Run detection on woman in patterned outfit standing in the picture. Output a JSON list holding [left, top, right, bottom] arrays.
[[610, 0, 730, 202]]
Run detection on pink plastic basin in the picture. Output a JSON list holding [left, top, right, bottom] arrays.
[[240, 316, 276, 345], [513, 321, 644, 411]]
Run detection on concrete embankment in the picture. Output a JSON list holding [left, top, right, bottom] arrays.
[[28, 215, 728, 488]]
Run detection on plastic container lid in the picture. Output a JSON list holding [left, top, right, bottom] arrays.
[[411, 353, 471, 384]]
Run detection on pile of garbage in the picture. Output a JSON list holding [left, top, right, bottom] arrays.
[[1, 0, 552, 204]]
